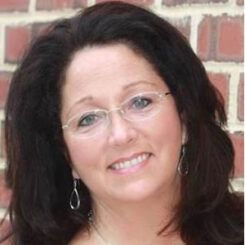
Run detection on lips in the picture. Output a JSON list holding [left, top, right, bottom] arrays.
[[109, 153, 151, 171]]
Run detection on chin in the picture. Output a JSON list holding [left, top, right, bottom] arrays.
[[110, 180, 166, 203]]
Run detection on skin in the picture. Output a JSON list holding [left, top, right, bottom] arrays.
[[61, 44, 185, 244]]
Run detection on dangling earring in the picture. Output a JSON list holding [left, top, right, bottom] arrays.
[[70, 178, 80, 210], [177, 145, 189, 176]]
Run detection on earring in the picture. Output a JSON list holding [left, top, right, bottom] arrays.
[[177, 145, 189, 176], [70, 178, 80, 210]]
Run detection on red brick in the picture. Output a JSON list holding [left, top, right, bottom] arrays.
[[230, 133, 244, 177], [0, 120, 6, 160], [217, 16, 244, 62], [237, 0, 244, 5], [237, 74, 244, 121], [36, 0, 87, 10], [162, 0, 226, 6], [5, 26, 31, 64], [0, 171, 11, 208], [208, 72, 229, 109], [72, 0, 89, 8], [197, 16, 216, 61], [0, 72, 11, 108], [95, 0, 154, 6], [36, 0, 73, 9], [198, 15, 244, 62], [0, 0, 29, 12]]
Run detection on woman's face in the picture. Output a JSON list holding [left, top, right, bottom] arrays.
[[61, 44, 184, 203]]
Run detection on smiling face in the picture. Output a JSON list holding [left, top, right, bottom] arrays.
[[61, 44, 184, 204]]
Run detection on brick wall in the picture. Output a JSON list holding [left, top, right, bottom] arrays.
[[0, 0, 244, 227]]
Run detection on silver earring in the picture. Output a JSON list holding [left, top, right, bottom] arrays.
[[70, 178, 80, 210], [178, 145, 188, 176]]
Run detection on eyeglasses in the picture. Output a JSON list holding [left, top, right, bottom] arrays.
[[62, 91, 171, 139]]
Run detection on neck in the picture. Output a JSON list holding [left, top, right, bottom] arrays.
[[90, 184, 182, 245]]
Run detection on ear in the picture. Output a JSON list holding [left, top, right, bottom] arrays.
[[71, 168, 80, 179], [181, 124, 188, 145]]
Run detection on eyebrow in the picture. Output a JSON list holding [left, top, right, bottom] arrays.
[[74, 80, 157, 105], [65, 96, 93, 119], [73, 95, 93, 106], [123, 80, 158, 90]]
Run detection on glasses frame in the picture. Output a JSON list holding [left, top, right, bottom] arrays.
[[62, 91, 171, 138]]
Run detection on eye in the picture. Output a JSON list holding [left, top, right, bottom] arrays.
[[77, 112, 101, 127], [131, 96, 152, 110]]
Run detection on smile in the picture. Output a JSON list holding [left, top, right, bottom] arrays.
[[109, 153, 150, 170]]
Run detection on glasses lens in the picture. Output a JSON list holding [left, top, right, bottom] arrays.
[[68, 110, 108, 137], [122, 92, 163, 121]]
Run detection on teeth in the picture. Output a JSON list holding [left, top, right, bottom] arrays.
[[110, 153, 149, 170]]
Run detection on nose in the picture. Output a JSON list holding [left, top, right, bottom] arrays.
[[107, 110, 138, 147]]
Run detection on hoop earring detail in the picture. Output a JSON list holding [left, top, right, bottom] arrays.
[[177, 145, 189, 176], [70, 178, 81, 210]]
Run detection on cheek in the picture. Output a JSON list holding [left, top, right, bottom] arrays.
[[162, 116, 182, 143], [64, 136, 102, 173], [150, 109, 183, 162]]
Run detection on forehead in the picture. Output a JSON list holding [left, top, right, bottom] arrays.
[[61, 44, 168, 115]]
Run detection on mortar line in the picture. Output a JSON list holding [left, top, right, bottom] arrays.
[[190, 15, 203, 53], [151, 0, 162, 10], [0, 3, 243, 25], [0, 24, 5, 66], [227, 72, 240, 126], [0, 208, 8, 220], [87, 0, 96, 7], [29, 0, 37, 13]]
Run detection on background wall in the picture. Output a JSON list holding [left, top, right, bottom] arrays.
[[0, 0, 244, 235]]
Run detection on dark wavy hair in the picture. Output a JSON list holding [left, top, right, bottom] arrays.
[[1, 1, 243, 245]]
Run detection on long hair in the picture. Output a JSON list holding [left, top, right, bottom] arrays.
[[2, 2, 243, 244]]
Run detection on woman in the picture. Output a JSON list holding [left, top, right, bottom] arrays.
[[1, 1, 243, 244]]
